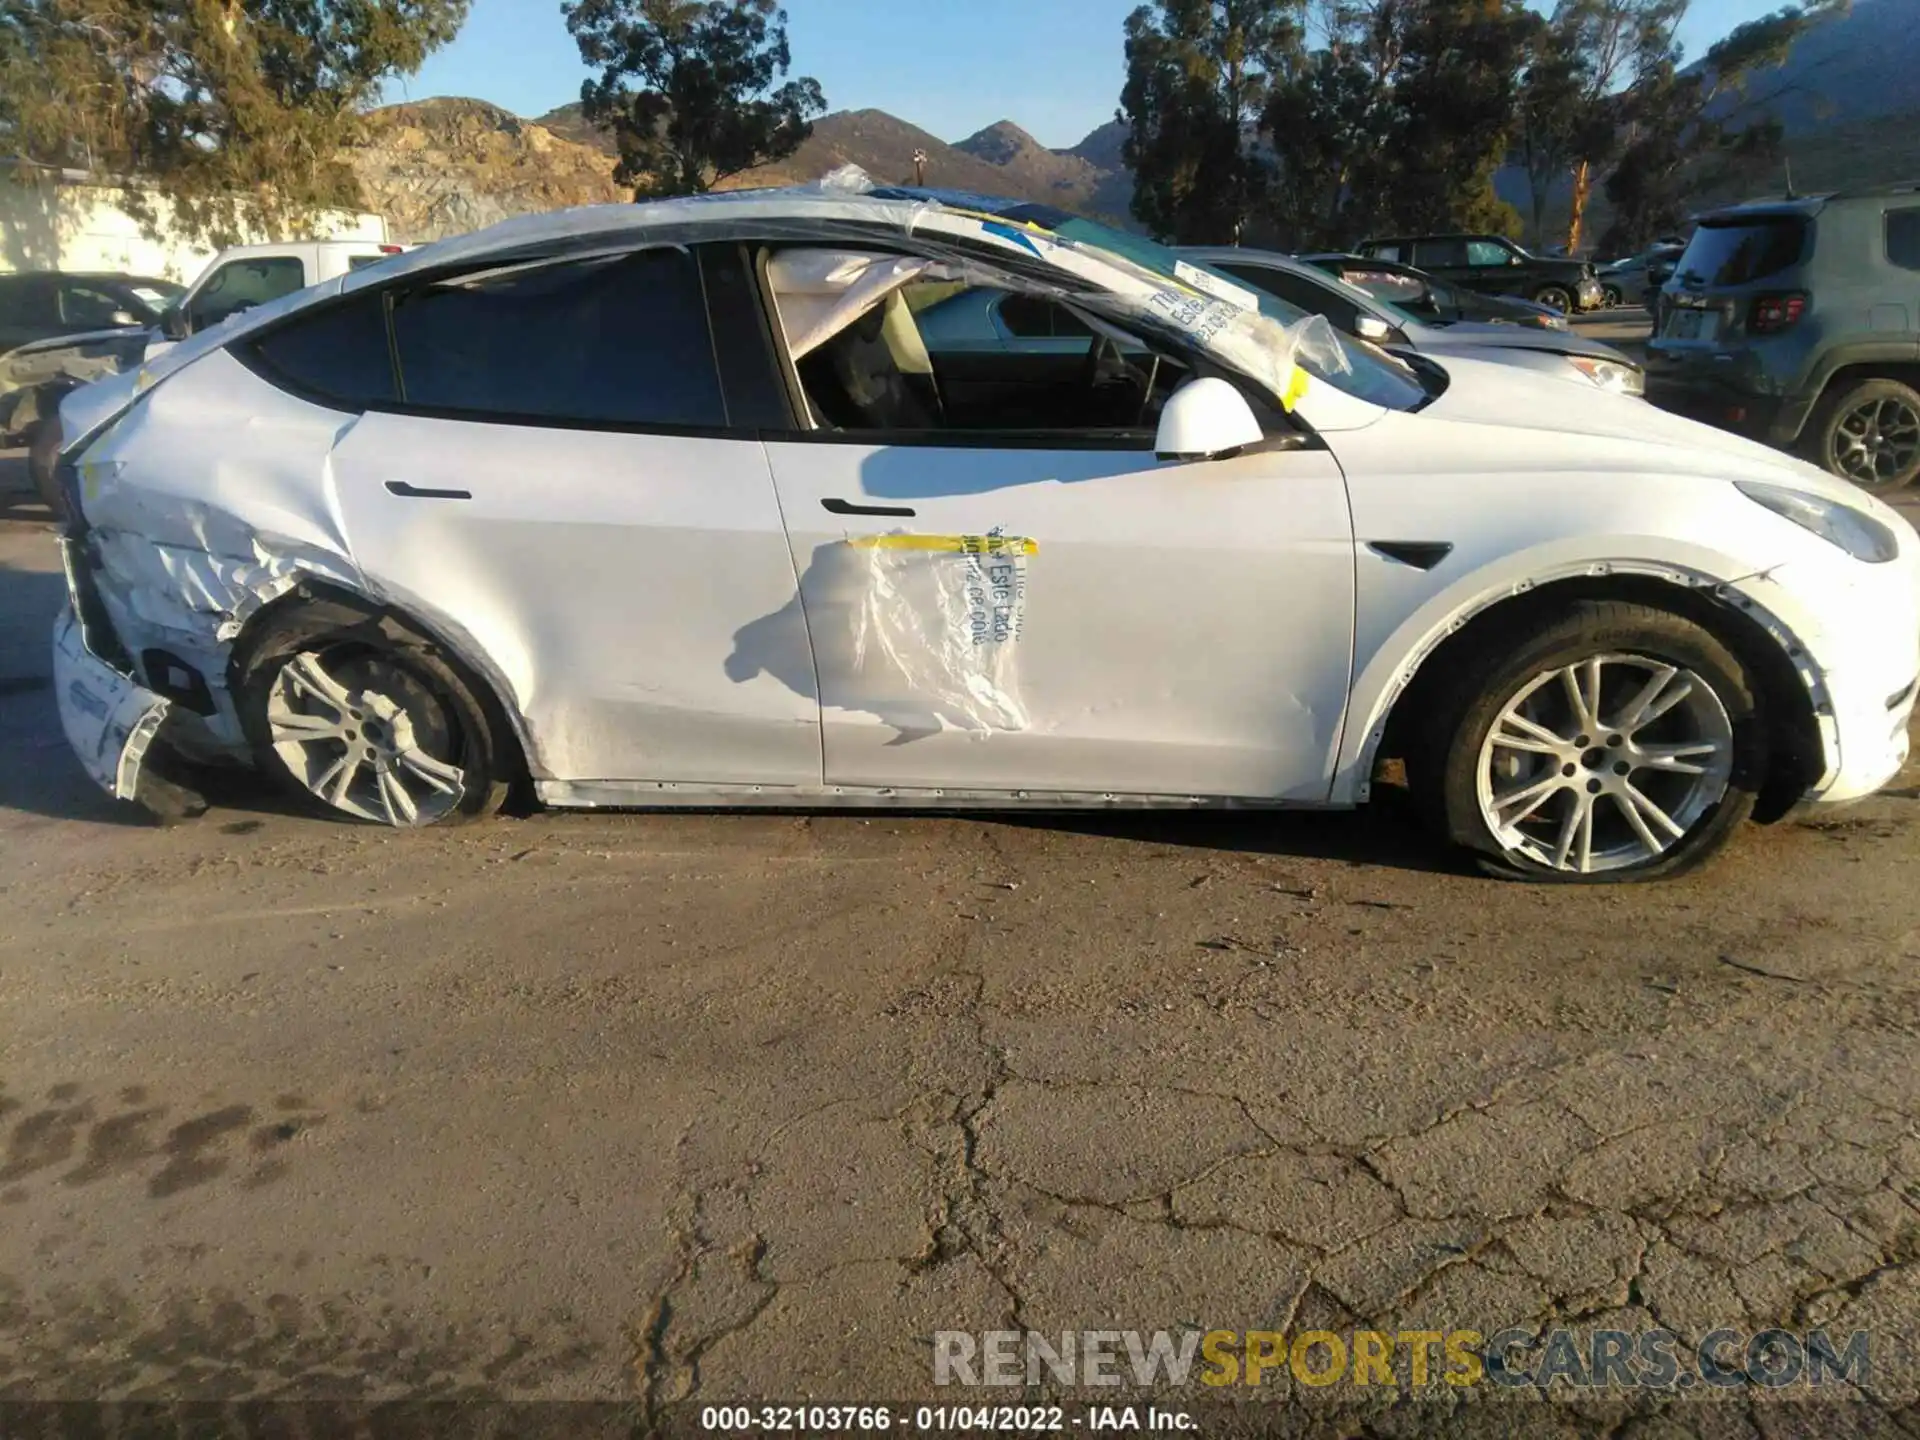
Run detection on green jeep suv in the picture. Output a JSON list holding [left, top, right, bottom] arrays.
[[1646, 183, 1920, 491]]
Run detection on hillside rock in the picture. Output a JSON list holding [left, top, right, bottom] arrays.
[[350, 98, 626, 243]]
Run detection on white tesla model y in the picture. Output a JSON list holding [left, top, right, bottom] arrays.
[[46, 181, 1920, 881]]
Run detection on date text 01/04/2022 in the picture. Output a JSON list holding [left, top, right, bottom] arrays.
[[698, 1404, 1197, 1431]]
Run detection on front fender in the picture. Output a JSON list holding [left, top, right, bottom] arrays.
[[1331, 541, 1820, 805]]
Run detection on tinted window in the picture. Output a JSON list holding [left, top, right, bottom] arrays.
[[246, 295, 396, 408], [1413, 239, 1468, 267], [1217, 262, 1359, 331], [997, 293, 1093, 338], [392, 248, 726, 428], [1465, 239, 1512, 267], [60, 282, 136, 326], [1673, 217, 1808, 287], [1365, 243, 1404, 263], [187, 256, 308, 331], [0, 275, 55, 325], [1888, 209, 1920, 271]]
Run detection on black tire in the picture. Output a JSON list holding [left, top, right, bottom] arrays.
[[1410, 600, 1766, 883], [27, 418, 64, 520], [1600, 284, 1623, 308], [1533, 284, 1574, 314], [1802, 377, 1920, 492], [234, 595, 514, 826]]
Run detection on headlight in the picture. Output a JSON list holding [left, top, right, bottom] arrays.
[[1737, 481, 1900, 564], [1566, 355, 1645, 395]]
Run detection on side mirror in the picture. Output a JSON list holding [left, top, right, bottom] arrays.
[[1155, 377, 1265, 462], [109, 309, 138, 326], [1354, 314, 1393, 341], [160, 307, 190, 341]]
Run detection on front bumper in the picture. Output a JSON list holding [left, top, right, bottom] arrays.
[[53, 602, 170, 801], [1746, 545, 1920, 809]]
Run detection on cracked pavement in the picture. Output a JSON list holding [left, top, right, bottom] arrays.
[[2, 503, 1919, 1435]]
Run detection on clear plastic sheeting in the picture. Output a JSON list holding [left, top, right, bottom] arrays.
[[850, 533, 1036, 732]]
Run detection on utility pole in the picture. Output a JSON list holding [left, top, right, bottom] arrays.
[[912, 148, 928, 186]]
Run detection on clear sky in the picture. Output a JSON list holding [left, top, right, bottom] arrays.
[[386, 0, 1783, 151]]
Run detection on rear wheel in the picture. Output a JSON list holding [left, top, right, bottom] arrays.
[[237, 600, 512, 826], [1533, 284, 1574, 314], [1805, 378, 1920, 492], [1599, 283, 1623, 308], [1414, 602, 1764, 882]]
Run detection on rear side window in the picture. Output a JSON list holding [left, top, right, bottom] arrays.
[[1888, 209, 1920, 271], [245, 295, 397, 408], [0, 276, 55, 325], [1364, 243, 1403, 263], [1673, 217, 1808, 286], [391, 248, 726, 428], [1413, 239, 1468, 267]]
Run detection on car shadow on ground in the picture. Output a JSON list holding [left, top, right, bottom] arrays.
[[986, 786, 1469, 874]]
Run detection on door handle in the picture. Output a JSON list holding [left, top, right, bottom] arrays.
[[386, 481, 471, 501], [822, 497, 915, 517]]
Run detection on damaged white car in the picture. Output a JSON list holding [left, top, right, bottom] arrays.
[[47, 182, 1920, 880]]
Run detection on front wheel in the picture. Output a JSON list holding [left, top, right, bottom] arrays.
[[1416, 602, 1765, 882]]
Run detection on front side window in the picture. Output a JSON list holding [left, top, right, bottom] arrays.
[[61, 283, 137, 326], [391, 247, 726, 428], [1466, 239, 1514, 267], [1217, 261, 1362, 333], [186, 257, 308, 331], [772, 258, 1187, 439], [1887, 209, 1920, 271]]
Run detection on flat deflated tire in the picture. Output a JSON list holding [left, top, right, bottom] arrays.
[[1415, 601, 1766, 882]]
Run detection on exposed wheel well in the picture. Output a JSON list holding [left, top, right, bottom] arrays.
[[1377, 574, 1822, 823], [226, 579, 531, 790], [1799, 362, 1920, 438]]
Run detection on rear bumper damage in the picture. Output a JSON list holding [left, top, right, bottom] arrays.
[[53, 602, 170, 803]]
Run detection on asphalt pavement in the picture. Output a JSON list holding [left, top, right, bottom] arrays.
[[3, 421, 1919, 1434]]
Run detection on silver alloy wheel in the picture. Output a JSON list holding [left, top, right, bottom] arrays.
[[1832, 395, 1920, 489], [1475, 654, 1735, 875], [266, 649, 466, 826], [1536, 286, 1573, 313]]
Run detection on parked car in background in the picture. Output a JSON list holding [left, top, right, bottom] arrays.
[[1300, 253, 1569, 330], [1179, 247, 1643, 394], [1355, 233, 1604, 313], [1646, 183, 1920, 492], [1599, 244, 1685, 308], [48, 183, 1918, 881], [0, 272, 181, 353], [9, 241, 405, 513], [152, 240, 407, 351]]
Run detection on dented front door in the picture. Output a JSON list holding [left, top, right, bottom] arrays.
[[761, 438, 1356, 800]]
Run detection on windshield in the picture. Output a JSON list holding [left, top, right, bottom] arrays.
[[1674, 216, 1808, 287], [1043, 217, 1429, 412]]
